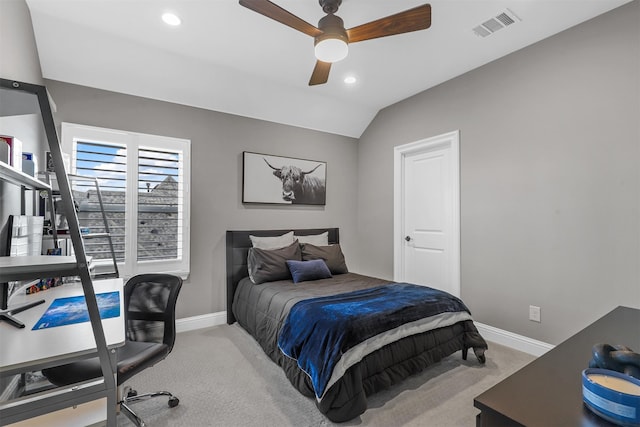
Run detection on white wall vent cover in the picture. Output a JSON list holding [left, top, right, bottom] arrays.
[[473, 9, 521, 38]]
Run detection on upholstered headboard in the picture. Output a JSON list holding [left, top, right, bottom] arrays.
[[225, 228, 339, 324]]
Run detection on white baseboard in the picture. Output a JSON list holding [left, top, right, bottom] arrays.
[[474, 322, 554, 357], [175, 312, 553, 357], [176, 311, 227, 333]]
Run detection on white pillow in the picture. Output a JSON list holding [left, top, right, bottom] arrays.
[[295, 231, 329, 246], [249, 231, 295, 250]]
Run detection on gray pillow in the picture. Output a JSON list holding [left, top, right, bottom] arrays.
[[248, 240, 302, 284], [300, 243, 348, 274]]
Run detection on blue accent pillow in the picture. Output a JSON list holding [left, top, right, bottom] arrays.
[[286, 259, 332, 284]]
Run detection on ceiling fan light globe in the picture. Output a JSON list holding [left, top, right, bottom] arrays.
[[315, 38, 348, 63]]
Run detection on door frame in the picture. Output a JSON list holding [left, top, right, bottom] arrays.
[[393, 130, 460, 296]]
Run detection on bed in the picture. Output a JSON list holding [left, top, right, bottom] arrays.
[[226, 228, 488, 422]]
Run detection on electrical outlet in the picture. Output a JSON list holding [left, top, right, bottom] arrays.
[[529, 305, 541, 322]]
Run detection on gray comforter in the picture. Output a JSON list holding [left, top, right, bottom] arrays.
[[232, 272, 488, 422]]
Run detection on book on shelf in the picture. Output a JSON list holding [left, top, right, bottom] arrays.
[[26, 248, 63, 295], [1, 135, 22, 168]]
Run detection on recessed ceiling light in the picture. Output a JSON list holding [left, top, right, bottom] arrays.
[[162, 12, 181, 26], [344, 76, 357, 85]]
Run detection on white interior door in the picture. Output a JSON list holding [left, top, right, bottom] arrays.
[[394, 131, 460, 296]]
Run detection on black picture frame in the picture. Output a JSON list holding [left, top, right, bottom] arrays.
[[242, 151, 327, 205]]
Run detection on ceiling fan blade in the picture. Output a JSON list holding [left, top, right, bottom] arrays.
[[346, 4, 431, 43], [309, 61, 331, 86], [239, 0, 322, 37]]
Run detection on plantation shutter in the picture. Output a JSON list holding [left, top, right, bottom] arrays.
[[137, 147, 184, 262], [74, 140, 126, 262], [63, 122, 191, 278]]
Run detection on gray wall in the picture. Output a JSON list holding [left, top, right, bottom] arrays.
[[44, 81, 359, 319], [356, 1, 640, 345]]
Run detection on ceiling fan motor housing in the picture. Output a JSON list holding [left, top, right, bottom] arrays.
[[319, 0, 342, 14], [316, 14, 348, 45]]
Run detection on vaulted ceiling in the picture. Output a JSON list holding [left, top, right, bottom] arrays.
[[26, 0, 632, 137]]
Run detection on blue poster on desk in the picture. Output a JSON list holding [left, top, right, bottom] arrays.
[[32, 291, 120, 330]]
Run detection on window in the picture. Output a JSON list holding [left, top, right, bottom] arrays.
[[61, 123, 190, 279]]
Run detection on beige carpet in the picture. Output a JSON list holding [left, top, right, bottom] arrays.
[[117, 324, 534, 426]]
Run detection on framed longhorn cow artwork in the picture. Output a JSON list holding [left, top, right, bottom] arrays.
[[242, 151, 327, 205]]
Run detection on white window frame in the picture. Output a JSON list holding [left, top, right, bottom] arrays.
[[61, 122, 190, 280]]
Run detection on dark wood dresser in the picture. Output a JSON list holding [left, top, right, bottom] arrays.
[[474, 306, 640, 426]]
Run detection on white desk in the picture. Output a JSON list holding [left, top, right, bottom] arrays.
[[0, 278, 125, 376]]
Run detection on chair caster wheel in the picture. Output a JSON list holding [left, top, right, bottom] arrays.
[[168, 397, 179, 408], [474, 348, 487, 364], [127, 390, 138, 398]]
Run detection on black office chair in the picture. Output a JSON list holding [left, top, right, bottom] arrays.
[[42, 273, 183, 427]]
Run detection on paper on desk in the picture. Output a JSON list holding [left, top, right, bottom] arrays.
[[32, 291, 120, 330]]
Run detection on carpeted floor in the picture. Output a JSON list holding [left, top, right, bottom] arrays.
[[117, 324, 534, 426]]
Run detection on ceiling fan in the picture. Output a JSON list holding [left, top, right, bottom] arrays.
[[239, 0, 432, 86]]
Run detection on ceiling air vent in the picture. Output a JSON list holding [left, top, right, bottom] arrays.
[[473, 9, 521, 38]]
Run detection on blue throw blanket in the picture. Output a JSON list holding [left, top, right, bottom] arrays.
[[277, 283, 471, 398]]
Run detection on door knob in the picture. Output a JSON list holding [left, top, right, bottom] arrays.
[[405, 236, 411, 242]]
